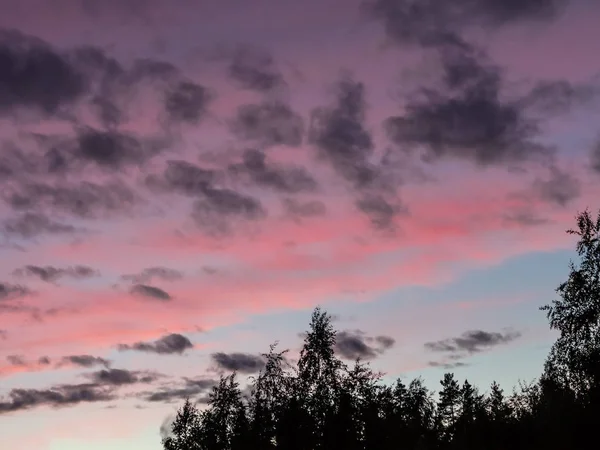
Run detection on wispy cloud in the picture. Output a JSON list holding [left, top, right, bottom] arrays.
[[211, 352, 266, 374], [335, 329, 395, 360], [117, 333, 194, 355]]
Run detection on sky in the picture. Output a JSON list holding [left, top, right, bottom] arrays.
[[1, 0, 600, 448]]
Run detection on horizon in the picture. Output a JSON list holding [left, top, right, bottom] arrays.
[[1, 0, 600, 448]]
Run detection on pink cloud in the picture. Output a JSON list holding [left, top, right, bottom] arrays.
[[3, 166, 586, 362]]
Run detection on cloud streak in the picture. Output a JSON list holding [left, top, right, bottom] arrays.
[[141, 377, 217, 403], [335, 329, 396, 360], [13, 265, 98, 283], [425, 329, 521, 355], [130, 284, 172, 301], [117, 333, 194, 355], [211, 352, 266, 374], [0, 283, 31, 301], [0, 384, 115, 414]]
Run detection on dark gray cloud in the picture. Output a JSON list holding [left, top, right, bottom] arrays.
[[121, 267, 184, 284], [2, 212, 76, 239], [4, 354, 109, 372], [310, 76, 404, 227], [522, 79, 599, 115], [230, 101, 304, 147], [59, 355, 110, 368], [428, 360, 469, 370], [4, 368, 157, 413], [0, 29, 222, 232], [503, 210, 550, 227], [143, 377, 217, 403], [0, 145, 38, 180], [125, 57, 179, 83], [165, 80, 213, 124], [211, 352, 266, 374], [472, 0, 568, 24], [0, 28, 188, 121], [153, 160, 216, 196], [191, 187, 266, 234], [72, 128, 148, 170], [70, 44, 125, 91], [6, 355, 26, 366], [0, 384, 115, 414], [228, 45, 284, 92], [13, 265, 98, 283], [71, 45, 192, 129], [0, 282, 31, 301], [202, 266, 220, 275], [3, 181, 137, 219], [309, 76, 377, 188], [0, 28, 249, 245], [130, 284, 172, 301], [334, 329, 396, 360], [532, 165, 581, 206], [375, 335, 396, 349], [425, 329, 521, 355], [0, 303, 28, 314], [591, 140, 600, 173], [0, 360, 162, 413], [384, 38, 550, 168], [149, 159, 266, 234], [86, 368, 159, 386], [362, 0, 567, 47], [283, 198, 327, 221], [355, 194, 404, 231], [229, 149, 317, 194], [0, 29, 86, 115], [91, 95, 122, 128], [117, 333, 194, 355]]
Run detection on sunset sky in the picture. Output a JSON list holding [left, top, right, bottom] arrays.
[[1, 0, 600, 448]]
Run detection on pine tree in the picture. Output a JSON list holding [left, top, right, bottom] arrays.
[[436, 373, 461, 446], [404, 378, 435, 449]]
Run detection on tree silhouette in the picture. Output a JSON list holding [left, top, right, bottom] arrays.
[[162, 398, 202, 450], [200, 374, 246, 450], [541, 209, 600, 398], [484, 381, 512, 450], [247, 344, 289, 449], [296, 307, 345, 449], [436, 372, 461, 445]]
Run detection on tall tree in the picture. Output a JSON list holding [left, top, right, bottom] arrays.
[[162, 399, 202, 450], [485, 381, 512, 450], [453, 380, 486, 450], [436, 373, 461, 446], [404, 378, 436, 449], [248, 343, 289, 449], [345, 360, 383, 449], [296, 307, 345, 449], [541, 209, 600, 397], [201, 373, 246, 450]]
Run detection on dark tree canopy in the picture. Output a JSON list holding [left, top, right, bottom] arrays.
[[541, 209, 600, 397]]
